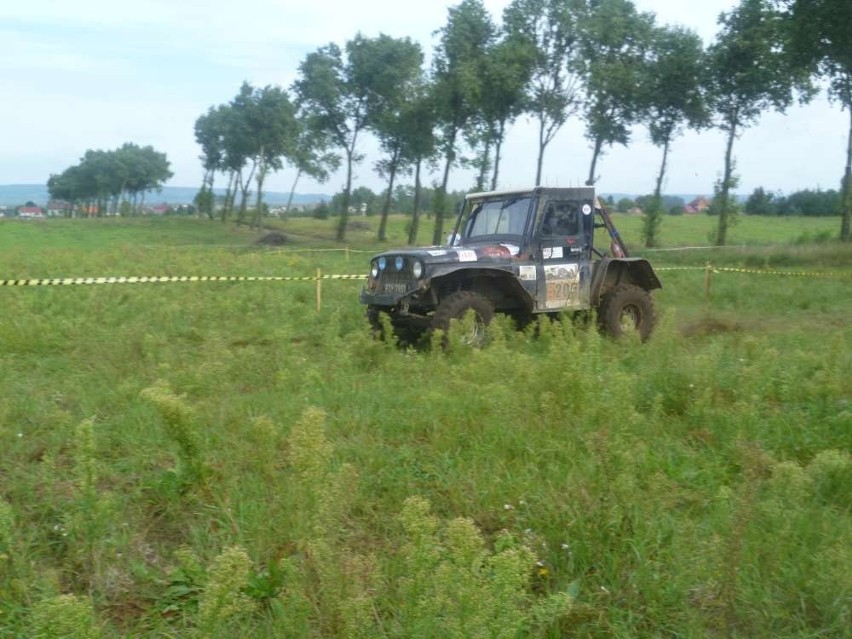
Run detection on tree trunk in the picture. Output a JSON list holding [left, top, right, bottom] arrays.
[[254, 155, 267, 230], [587, 136, 604, 186], [535, 117, 546, 186], [841, 104, 852, 242], [717, 124, 737, 247], [222, 171, 236, 221], [336, 148, 353, 242], [432, 151, 454, 246], [378, 152, 399, 242], [285, 169, 303, 218], [654, 138, 670, 200], [643, 138, 670, 248], [476, 139, 491, 192], [491, 120, 505, 191], [432, 126, 458, 246], [408, 160, 422, 245]]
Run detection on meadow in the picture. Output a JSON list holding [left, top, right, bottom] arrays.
[[0, 213, 850, 638]]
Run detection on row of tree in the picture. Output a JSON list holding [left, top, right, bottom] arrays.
[[193, 0, 850, 246], [47, 144, 172, 216]]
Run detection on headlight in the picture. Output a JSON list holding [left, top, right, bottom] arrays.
[[370, 261, 379, 278], [412, 260, 423, 279], [395, 256, 404, 271], [378, 257, 387, 271]]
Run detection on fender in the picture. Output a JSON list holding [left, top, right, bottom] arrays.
[[430, 265, 535, 312], [590, 258, 662, 305]]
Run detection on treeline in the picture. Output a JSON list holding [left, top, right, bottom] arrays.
[[191, 0, 851, 246], [744, 187, 843, 216], [46, 144, 172, 217]]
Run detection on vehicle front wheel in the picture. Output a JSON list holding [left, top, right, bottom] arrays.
[[598, 284, 656, 341], [431, 291, 495, 347]]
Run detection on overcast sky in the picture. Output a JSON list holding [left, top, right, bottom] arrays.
[[1, 0, 846, 198]]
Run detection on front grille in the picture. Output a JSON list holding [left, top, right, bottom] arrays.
[[375, 257, 416, 294]]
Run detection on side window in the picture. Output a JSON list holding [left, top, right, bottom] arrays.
[[540, 201, 580, 237]]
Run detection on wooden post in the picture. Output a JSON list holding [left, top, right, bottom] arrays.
[[316, 268, 322, 313], [704, 262, 712, 302]]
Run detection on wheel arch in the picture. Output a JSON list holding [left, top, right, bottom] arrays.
[[430, 267, 534, 312], [591, 258, 661, 306]]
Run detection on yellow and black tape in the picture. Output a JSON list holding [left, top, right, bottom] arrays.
[[656, 265, 850, 278], [0, 274, 368, 287]]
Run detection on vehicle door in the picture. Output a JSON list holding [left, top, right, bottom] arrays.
[[535, 197, 593, 311]]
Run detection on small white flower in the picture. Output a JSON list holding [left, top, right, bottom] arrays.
[[518, 499, 527, 506], [17, 433, 23, 438], [561, 543, 570, 551], [503, 504, 513, 511], [524, 528, 532, 534]]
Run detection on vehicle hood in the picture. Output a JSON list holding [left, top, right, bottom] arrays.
[[370, 241, 523, 265]]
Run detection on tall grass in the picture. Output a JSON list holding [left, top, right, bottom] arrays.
[[0, 216, 849, 637]]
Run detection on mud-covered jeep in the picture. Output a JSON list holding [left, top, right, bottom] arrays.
[[359, 186, 661, 344]]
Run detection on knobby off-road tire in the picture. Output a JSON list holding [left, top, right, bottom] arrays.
[[598, 284, 656, 341], [367, 305, 427, 347], [431, 291, 495, 347]]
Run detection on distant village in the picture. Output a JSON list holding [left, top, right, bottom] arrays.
[[0, 196, 711, 219], [0, 200, 320, 219]]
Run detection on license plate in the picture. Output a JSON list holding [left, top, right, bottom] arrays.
[[382, 283, 407, 294]]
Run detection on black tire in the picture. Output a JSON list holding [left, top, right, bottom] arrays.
[[431, 291, 495, 347], [598, 284, 656, 341], [366, 305, 384, 338]]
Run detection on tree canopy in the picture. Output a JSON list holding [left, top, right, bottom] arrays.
[[47, 143, 172, 216]]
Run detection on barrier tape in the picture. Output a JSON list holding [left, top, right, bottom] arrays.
[[656, 265, 851, 278], [0, 274, 368, 287], [2, 266, 848, 288]]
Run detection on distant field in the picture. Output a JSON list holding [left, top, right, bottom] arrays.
[[0, 215, 849, 637]]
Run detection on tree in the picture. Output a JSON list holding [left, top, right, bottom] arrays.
[[744, 186, 779, 214], [194, 105, 229, 219], [294, 42, 370, 242], [639, 25, 708, 247], [431, 0, 495, 245], [284, 122, 340, 216], [504, 0, 584, 186], [580, 0, 655, 187], [706, 0, 811, 245], [401, 82, 439, 245], [776, 0, 852, 240], [351, 33, 425, 241], [466, 31, 534, 191], [229, 83, 298, 228], [47, 144, 171, 217]]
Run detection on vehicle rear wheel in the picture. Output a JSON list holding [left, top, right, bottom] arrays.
[[431, 291, 495, 347], [598, 284, 655, 341]]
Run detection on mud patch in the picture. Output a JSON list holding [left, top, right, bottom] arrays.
[[680, 316, 742, 337], [255, 231, 288, 246]]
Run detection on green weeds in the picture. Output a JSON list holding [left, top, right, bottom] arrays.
[[0, 216, 849, 637]]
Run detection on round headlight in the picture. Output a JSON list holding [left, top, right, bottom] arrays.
[[370, 261, 379, 278], [412, 260, 423, 279], [378, 257, 387, 271], [395, 256, 404, 271]]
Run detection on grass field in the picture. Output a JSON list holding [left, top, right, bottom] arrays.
[[0, 213, 850, 638]]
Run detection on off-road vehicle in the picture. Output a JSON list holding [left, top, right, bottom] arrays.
[[359, 186, 661, 345]]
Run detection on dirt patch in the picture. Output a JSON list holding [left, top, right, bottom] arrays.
[[680, 316, 742, 337], [255, 231, 288, 246]]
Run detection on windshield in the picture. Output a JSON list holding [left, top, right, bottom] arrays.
[[465, 196, 533, 239]]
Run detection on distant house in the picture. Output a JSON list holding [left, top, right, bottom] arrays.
[[18, 205, 45, 219], [46, 200, 72, 217], [151, 203, 171, 215], [684, 196, 711, 214]]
